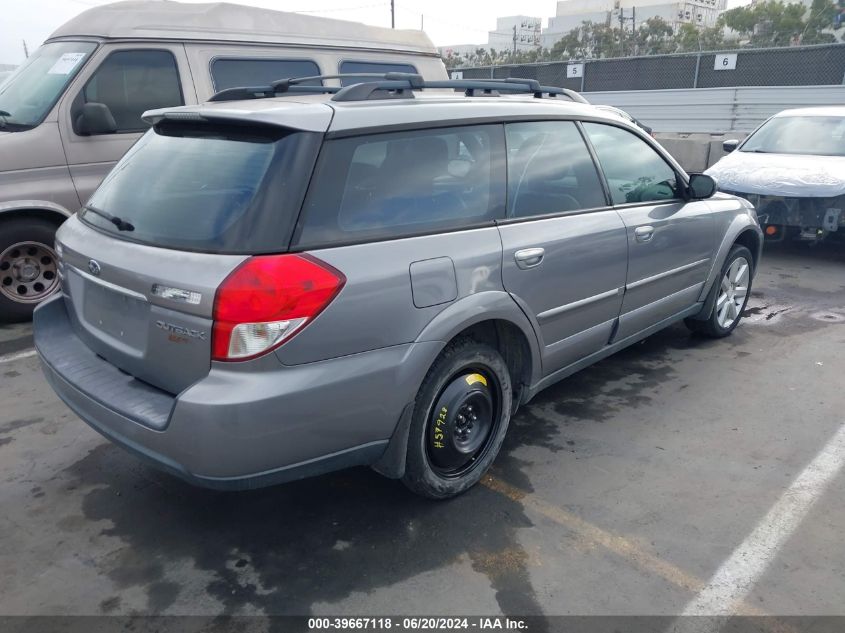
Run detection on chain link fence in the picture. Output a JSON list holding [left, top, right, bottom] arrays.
[[455, 43, 845, 91]]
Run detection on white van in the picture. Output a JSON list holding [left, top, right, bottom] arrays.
[[0, 0, 447, 321]]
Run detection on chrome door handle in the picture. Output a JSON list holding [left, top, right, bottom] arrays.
[[635, 226, 655, 243], [514, 247, 545, 269]]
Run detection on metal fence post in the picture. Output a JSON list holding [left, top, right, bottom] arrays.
[[581, 61, 586, 92], [693, 52, 701, 88]]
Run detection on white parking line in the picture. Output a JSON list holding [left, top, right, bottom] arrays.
[[682, 421, 845, 617], [0, 349, 37, 364]]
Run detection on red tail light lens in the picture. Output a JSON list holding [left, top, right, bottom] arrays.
[[212, 254, 345, 362]]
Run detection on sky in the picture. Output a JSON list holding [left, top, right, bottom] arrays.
[[0, 0, 751, 66]]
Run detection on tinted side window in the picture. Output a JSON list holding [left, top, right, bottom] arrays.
[[338, 61, 417, 85], [295, 125, 506, 248], [583, 123, 680, 205], [505, 121, 607, 218], [211, 58, 321, 91], [80, 50, 183, 134]]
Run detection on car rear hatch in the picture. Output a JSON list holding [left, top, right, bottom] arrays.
[[55, 109, 328, 395]]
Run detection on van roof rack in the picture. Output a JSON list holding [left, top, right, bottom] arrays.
[[208, 73, 588, 104]]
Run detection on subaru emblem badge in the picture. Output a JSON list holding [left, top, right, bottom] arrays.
[[88, 259, 101, 276]]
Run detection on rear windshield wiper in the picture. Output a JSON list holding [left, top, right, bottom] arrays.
[[83, 205, 135, 232]]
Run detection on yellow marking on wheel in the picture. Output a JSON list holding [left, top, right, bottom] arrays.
[[465, 373, 488, 387]]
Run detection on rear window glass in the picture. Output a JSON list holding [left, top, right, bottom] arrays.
[[338, 61, 418, 85], [293, 125, 506, 248], [211, 58, 321, 91], [80, 123, 321, 253]]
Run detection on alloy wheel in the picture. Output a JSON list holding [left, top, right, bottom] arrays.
[[716, 256, 750, 329]]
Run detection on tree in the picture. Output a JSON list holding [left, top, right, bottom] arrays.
[[803, 0, 838, 42], [673, 22, 729, 52], [635, 17, 675, 55], [718, 0, 834, 46], [449, 0, 838, 68]]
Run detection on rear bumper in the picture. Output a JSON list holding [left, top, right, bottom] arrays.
[[35, 296, 438, 489]]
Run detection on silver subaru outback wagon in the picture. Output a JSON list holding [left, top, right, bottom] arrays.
[[33, 76, 763, 498]]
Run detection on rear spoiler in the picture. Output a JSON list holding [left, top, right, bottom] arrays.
[[141, 105, 333, 134]]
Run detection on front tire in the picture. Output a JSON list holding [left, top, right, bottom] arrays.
[[0, 218, 62, 323], [402, 338, 512, 499], [685, 244, 753, 338]]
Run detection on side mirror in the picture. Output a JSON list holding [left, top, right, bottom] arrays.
[[75, 102, 117, 136], [722, 139, 739, 153], [688, 173, 718, 199]]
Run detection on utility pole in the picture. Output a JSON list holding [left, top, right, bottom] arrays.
[[616, 6, 636, 55], [22, 39, 29, 59], [391, 0, 394, 28], [512, 24, 517, 60]]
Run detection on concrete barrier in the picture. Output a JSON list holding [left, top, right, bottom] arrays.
[[654, 132, 749, 172]]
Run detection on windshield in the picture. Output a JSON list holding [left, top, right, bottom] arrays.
[[741, 115, 845, 157], [80, 122, 322, 253], [0, 41, 97, 130]]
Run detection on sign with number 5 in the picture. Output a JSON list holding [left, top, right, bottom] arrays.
[[567, 63, 584, 79]]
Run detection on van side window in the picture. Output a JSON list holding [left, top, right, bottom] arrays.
[[582, 123, 681, 205], [505, 121, 608, 218], [211, 59, 321, 91], [78, 50, 183, 134], [294, 125, 507, 248], [338, 61, 417, 85]]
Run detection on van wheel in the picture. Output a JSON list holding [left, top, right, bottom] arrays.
[[0, 218, 61, 323], [685, 245, 753, 338], [402, 338, 512, 499]]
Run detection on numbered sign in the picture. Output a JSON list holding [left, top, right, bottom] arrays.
[[567, 63, 584, 79], [714, 54, 737, 71], [450, 71, 464, 79]]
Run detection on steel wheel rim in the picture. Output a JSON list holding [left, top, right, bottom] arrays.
[[716, 256, 750, 329], [0, 241, 60, 304], [426, 368, 502, 479]]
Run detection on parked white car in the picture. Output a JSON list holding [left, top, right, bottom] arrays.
[[707, 106, 845, 242]]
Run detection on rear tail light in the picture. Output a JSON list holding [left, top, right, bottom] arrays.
[[212, 254, 345, 362]]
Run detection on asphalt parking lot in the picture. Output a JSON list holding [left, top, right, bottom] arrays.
[[1, 242, 844, 620]]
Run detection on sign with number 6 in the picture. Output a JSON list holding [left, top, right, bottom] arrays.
[[714, 53, 738, 70]]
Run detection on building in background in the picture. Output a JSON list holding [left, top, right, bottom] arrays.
[[488, 16, 542, 53], [542, 0, 727, 47], [438, 43, 482, 60]]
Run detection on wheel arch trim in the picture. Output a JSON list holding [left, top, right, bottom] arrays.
[[0, 200, 74, 224], [697, 215, 762, 305], [413, 290, 543, 389]]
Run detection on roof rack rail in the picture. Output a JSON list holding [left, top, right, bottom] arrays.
[[207, 73, 588, 104], [330, 73, 589, 103], [208, 73, 427, 102]]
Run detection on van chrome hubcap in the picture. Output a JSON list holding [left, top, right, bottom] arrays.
[[716, 256, 750, 329], [0, 241, 60, 304]]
